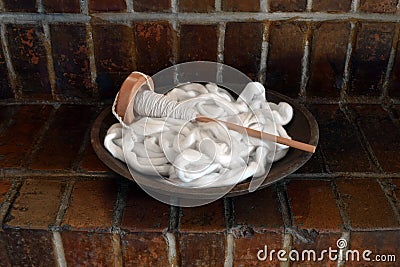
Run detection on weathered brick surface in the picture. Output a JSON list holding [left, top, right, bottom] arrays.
[[359, 0, 398, 13], [222, 0, 260, 12], [3, 0, 36, 12], [89, 0, 127, 12], [388, 46, 400, 99], [312, 0, 352, 12], [0, 45, 12, 99], [132, 0, 170, 12], [269, 0, 307, 12], [0, 180, 11, 205], [180, 0, 215, 12], [295, 150, 325, 173], [79, 140, 110, 172], [42, 0, 80, 13]]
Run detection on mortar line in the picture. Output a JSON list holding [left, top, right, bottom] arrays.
[[299, 23, 313, 99], [1, 23, 19, 98], [377, 179, 400, 225], [276, 182, 293, 228], [397, 0, 400, 11], [340, 22, 357, 103], [52, 231, 67, 267], [112, 181, 129, 228], [260, 0, 269, 12], [80, 0, 89, 15], [112, 233, 123, 267], [165, 232, 178, 267], [337, 231, 351, 267], [217, 22, 226, 63], [224, 233, 234, 267], [0, 179, 23, 227], [171, 0, 178, 13], [306, 0, 313, 12], [280, 233, 292, 267], [37, 0, 44, 13], [215, 0, 222, 12], [0, 0, 4, 12], [0, 169, 117, 179], [330, 180, 351, 231], [351, 0, 360, 13], [126, 0, 134, 13], [258, 21, 270, 84], [42, 23, 57, 100], [382, 25, 400, 101], [54, 181, 75, 227], [86, 23, 99, 98]]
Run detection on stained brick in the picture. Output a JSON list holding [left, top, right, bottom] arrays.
[[3, 0, 36, 12], [51, 24, 92, 99], [5, 179, 63, 229], [122, 233, 169, 267], [312, 0, 352, 12], [311, 105, 375, 172], [287, 180, 342, 230], [180, 0, 215, 12], [89, 0, 127, 12], [63, 180, 117, 230], [79, 141, 110, 172], [132, 0, 170, 12], [0, 44, 13, 99], [392, 179, 400, 216], [7, 25, 51, 99], [388, 39, 400, 99], [0, 232, 11, 266], [349, 23, 395, 97], [121, 185, 170, 232], [0, 105, 53, 168], [29, 105, 93, 170], [93, 24, 135, 99], [0, 180, 11, 205], [225, 22, 263, 81], [359, 0, 398, 13], [62, 232, 114, 266], [234, 186, 283, 230], [266, 22, 306, 98], [336, 178, 399, 230], [179, 24, 218, 63], [42, 0, 80, 13], [295, 150, 325, 173], [135, 22, 173, 75], [309, 23, 350, 99], [269, 0, 307, 12], [352, 105, 400, 173], [222, 0, 260, 12]]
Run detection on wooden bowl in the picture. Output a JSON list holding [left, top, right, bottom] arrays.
[[91, 90, 319, 197]]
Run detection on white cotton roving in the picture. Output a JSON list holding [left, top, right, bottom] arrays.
[[104, 82, 294, 188]]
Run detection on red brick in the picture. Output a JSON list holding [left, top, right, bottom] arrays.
[[336, 178, 399, 230], [121, 185, 170, 232], [134, 22, 173, 75], [234, 232, 282, 266], [89, 0, 126, 12], [180, 233, 225, 266], [79, 141, 110, 172], [234, 186, 284, 230], [225, 22, 263, 80], [352, 105, 400, 173], [180, 200, 225, 233], [359, 0, 398, 13], [5, 179, 63, 229], [7, 25, 52, 99], [29, 105, 93, 170], [180, 0, 215, 12], [0, 105, 53, 168], [62, 231, 114, 266], [63, 180, 117, 230], [0, 180, 11, 204], [266, 22, 306, 98], [132, 0, 170, 12], [122, 233, 169, 267], [92, 24, 135, 99], [3, 0, 36, 12], [51, 24, 92, 99], [222, 0, 260, 12], [42, 0, 80, 13], [309, 23, 350, 99], [269, 0, 307, 12], [312, 0, 352, 12], [287, 180, 342, 231], [179, 24, 218, 63], [349, 23, 395, 97], [311, 105, 375, 172], [349, 231, 400, 266], [0, 45, 13, 99]]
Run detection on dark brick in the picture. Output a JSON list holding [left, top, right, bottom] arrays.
[[180, 0, 215, 12], [295, 150, 325, 173], [180, 233, 225, 266], [311, 105, 375, 172], [135, 22, 173, 75], [388, 40, 400, 99], [132, 0, 170, 12], [3, 0, 36, 12], [359, 0, 398, 13], [225, 22, 263, 80], [63, 180, 117, 230], [62, 231, 114, 266], [0, 44, 13, 99], [0, 231, 11, 266], [266, 22, 306, 98], [0, 106, 18, 126], [51, 24, 92, 99], [391, 179, 400, 217], [180, 200, 225, 233], [287, 180, 342, 230], [79, 141, 110, 172], [312, 0, 352, 12], [234, 232, 282, 266], [309, 23, 350, 99], [0, 105, 52, 168], [352, 105, 400, 173], [222, 0, 260, 12], [92, 24, 135, 99], [269, 0, 307, 12], [122, 233, 169, 267], [42, 0, 80, 13], [234, 186, 283, 230], [89, 0, 126, 12], [179, 24, 218, 63], [121, 185, 170, 232], [29, 105, 93, 170], [0, 180, 11, 204], [7, 25, 51, 99], [336, 178, 399, 230], [5, 179, 63, 229], [349, 23, 395, 97]]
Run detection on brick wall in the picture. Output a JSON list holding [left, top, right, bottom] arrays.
[[0, 0, 399, 103]]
